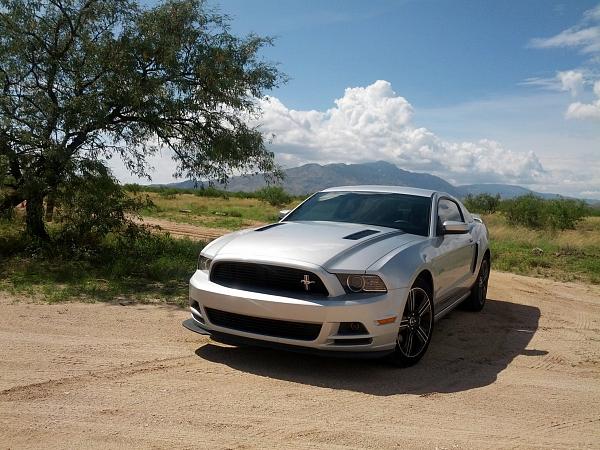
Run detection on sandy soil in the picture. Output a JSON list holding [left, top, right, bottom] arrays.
[[1, 272, 599, 449]]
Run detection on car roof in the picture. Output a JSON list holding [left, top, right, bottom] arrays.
[[321, 185, 440, 198]]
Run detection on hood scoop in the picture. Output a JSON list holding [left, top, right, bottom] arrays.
[[254, 223, 286, 232], [343, 229, 380, 240]]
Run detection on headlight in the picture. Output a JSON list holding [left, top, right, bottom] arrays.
[[336, 274, 387, 293], [197, 254, 212, 272]]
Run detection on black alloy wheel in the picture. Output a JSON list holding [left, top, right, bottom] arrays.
[[390, 280, 434, 367]]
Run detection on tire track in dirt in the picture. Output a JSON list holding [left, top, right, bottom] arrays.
[[0, 355, 192, 402], [133, 216, 231, 241], [133, 216, 265, 241], [535, 416, 600, 432]]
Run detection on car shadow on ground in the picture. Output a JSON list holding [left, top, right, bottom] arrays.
[[194, 298, 545, 395]]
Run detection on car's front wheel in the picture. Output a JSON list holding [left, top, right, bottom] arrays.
[[389, 279, 434, 367]]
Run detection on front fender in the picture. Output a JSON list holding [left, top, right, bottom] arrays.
[[366, 240, 433, 291]]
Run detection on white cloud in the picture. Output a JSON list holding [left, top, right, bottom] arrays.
[[519, 76, 562, 91], [529, 4, 600, 54], [566, 101, 600, 119], [530, 26, 600, 54], [585, 3, 600, 22], [527, 5, 600, 123], [565, 80, 600, 120], [557, 70, 585, 96], [254, 80, 546, 185], [106, 81, 599, 199]]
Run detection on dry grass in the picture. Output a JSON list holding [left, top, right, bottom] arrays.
[[484, 215, 600, 248], [485, 215, 600, 284], [140, 192, 295, 230]]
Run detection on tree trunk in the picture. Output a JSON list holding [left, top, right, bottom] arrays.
[[26, 193, 49, 240], [45, 192, 56, 222]]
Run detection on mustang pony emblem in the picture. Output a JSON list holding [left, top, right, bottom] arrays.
[[300, 275, 315, 291]]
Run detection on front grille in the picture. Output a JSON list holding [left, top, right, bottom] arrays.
[[205, 308, 322, 341], [210, 262, 329, 296]]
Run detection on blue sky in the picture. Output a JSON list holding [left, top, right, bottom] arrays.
[[221, 0, 593, 110], [121, 0, 600, 198]]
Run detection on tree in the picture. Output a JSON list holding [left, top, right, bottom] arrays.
[[0, 0, 283, 239], [463, 193, 501, 215], [501, 194, 589, 230]]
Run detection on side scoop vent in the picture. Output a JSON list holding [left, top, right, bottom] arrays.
[[343, 229, 380, 240], [255, 223, 286, 232]]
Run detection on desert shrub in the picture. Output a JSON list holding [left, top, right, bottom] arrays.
[[255, 186, 291, 206], [501, 195, 588, 230], [464, 193, 501, 214], [157, 188, 180, 199], [193, 186, 230, 198], [54, 162, 151, 247], [545, 198, 589, 230], [123, 183, 142, 194], [585, 204, 600, 217]]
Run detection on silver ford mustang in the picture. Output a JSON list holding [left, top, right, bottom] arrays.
[[184, 185, 490, 366]]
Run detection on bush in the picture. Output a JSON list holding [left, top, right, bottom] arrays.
[[157, 188, 180, 199], [545, 198, 590, 230], [0, 217, 201, 303], [123, 183, 142, 194], [54, 162, 151, 247], [501, 195, 588, 230], [193, 186, 230, 198], [255, 186, 291, 206], [464, 193, 501, 214]]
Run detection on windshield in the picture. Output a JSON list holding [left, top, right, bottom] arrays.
[[285, 191, 432, 236]]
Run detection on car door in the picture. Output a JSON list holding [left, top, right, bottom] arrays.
[[430, 198, 475, 309]]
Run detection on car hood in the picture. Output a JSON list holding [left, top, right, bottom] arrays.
[[204, 221, 424, 271]]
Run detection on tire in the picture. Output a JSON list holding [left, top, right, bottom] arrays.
[[389, 279, 434, 367], [463, 256, 490, 312]]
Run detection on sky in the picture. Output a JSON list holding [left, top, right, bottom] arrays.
[[113, 0, 600, 198]]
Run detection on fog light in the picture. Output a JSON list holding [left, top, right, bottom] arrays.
[[338, 322, 368, 335]]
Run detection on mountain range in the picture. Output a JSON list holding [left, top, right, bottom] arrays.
[[162, 161, 573, 200]]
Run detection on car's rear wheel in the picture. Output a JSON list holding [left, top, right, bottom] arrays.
[[389, 279, 434, 367], [463, 256, 490, 312]]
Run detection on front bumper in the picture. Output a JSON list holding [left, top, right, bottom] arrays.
[[186, 269, 408, 355], [182, 318, 393, 359]]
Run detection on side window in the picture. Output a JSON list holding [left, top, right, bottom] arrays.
[[438, 199, 464, 224]]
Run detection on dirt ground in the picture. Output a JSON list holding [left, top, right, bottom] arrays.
[[1, 271, 599, 449], [133, 216, 230, 241]]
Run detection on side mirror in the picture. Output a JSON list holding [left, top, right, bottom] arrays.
[[278, 209, 290, 220], [442, 220, 469, 234]]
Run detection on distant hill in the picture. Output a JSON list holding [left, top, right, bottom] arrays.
[[166, 161, 460, 195], [160, 160, 575, 200]]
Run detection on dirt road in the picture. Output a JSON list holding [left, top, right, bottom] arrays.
[[133, 216, 230, 241], [1, 272, 599, 449]]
